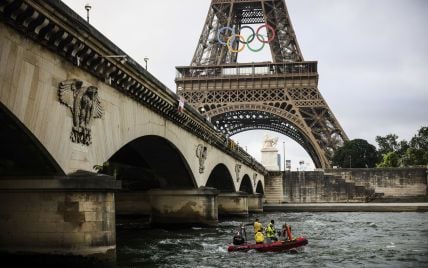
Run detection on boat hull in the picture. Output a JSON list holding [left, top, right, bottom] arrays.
[[227, 237, 308, 252]]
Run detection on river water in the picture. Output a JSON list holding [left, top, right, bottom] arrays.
[[116, 212, 428, 267]]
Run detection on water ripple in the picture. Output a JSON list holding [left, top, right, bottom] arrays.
[[117, 212, 428, 267]]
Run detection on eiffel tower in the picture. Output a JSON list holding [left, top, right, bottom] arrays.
[[176, 0, 348, 168]]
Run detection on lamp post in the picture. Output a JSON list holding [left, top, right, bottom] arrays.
[[85, 2, 91, 23], [144, 57, 149, 70], [282, 141, 285, 171]]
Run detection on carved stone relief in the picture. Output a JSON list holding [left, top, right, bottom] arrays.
[[235, 164, 242, 183], [196, 144, 208, 173], [58, 79, 103, 146]]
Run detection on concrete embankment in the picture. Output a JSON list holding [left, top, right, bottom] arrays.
[[263, 203, 428, 212]]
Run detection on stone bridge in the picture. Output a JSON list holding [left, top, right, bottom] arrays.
[[0, 0, 266, 263]]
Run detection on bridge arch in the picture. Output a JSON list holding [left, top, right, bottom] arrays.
[[210, 107, 325, 168], [255, 181, 264, 195], [206, 163, 235, 192], [0, 103, 64, 176], [238, 174, 254, 194], [0, 23, 266, 187], [104, 135, 196, 190]]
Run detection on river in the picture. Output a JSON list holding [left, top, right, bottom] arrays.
[[116, 212, 428, 267]]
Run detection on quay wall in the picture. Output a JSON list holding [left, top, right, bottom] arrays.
[[264, 168, 427, 204]]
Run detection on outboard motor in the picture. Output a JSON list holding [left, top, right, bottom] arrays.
[[233, 231, 245, 245], [232, 224, 248, 245]]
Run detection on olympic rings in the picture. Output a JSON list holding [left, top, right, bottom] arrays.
[[246, 34, 265, 52], [256, 24, 275, 43], [217, 26, 235, 46], [216, 24, 275, 53], [237, 26, 255, 44], [227, 34, 246, 53]]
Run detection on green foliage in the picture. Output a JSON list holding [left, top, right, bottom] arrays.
[[377, 152, 400, 167], [375, 134, 409, 159], [375, 134, 399, 156], [332, 139, 378, 168], [375, 126, 428, 167]]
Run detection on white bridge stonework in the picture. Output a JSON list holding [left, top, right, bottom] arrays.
[[0, 1, 266, 262], [0, 23, 264, 193]]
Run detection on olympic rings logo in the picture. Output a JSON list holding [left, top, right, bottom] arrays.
[[216, 24, 276, 53]]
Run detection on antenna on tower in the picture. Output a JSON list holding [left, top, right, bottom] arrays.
[[85, 2, 92, 23]]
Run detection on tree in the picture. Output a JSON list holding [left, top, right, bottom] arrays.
[[375, 134, 399, 156], [402, 126, 428, 166], [377, 152, 400, 167], [332, 139, 378, 168], [375, 126, 428, 167]]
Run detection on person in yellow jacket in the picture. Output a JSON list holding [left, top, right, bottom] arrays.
[[255, 230, 265, 244], [253, 218, 265, 243], [266, 220, 278, 241], [253, 218, 263, 233]]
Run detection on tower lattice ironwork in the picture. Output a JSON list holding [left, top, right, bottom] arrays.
[[176, 0, 348, 168]]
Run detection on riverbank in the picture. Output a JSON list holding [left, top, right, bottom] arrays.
[[263, 203, 428, 212]]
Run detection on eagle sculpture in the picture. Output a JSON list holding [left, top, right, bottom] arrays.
[[58, 79, 103, 145]]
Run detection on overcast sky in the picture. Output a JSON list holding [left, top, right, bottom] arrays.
[[63, 0, 428, 170]]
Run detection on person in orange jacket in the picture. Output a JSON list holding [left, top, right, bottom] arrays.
[[282, 223, 293, 241]]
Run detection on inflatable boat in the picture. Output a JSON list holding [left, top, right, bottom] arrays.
[[227, 237, 308, 252]]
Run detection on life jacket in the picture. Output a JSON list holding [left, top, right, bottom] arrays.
[[266, 223, 276, 238], [255, 231, 264, 243]]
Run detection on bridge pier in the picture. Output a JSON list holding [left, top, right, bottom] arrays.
[[218, 192, 249, 217], [248, 193, 264, 213], [115, 192, 151, 218], [148, 188, 219, 226], [0, 177, 120, 265]]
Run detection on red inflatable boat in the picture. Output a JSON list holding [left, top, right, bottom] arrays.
[[227, 237, 308, 252]]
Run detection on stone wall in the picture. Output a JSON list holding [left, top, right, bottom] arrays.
[[325, 167, 427, 197], [283, 171, 372, 203], [218, 192, 248, 216], [148, 188, 219, 226], [279, 167, 427, 203], [0, 177, 120, 261], [264, 172, 284, 203]]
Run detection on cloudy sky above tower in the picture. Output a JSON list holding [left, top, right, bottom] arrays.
[[63, 0, 428, 170]]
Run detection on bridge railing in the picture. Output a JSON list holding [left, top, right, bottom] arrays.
[[224, 138, 265, 171], [176, 61, 318, 79]]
